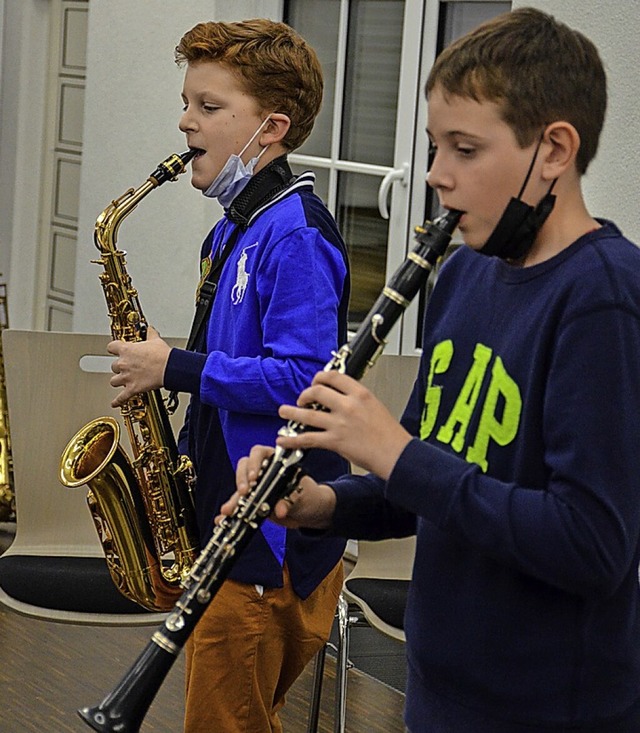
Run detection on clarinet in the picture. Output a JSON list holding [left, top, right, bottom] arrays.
[[77, 208, 462, 733]]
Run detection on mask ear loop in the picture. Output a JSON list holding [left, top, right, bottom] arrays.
[[516, 132, 545, 199], [238, 114, 273, 161], [519, 130, 559, 201]]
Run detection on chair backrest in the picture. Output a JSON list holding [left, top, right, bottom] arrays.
[[343, 536, 416, 642], [341, 354, 420, 639], [360, 353, 420, 421], [346, 351, 419, 554], [0, 329, 187, 624], [348, 537, 416, 583]]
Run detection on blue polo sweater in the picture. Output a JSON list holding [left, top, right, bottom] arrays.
[[165, 157, 349, 598]]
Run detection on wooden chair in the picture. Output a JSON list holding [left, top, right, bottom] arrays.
[[0, 329, 186, 625]]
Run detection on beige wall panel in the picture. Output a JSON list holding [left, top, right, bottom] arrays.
[[54, 155, 81, 224], [61, 3, 88, 71], [50, 227, 77, 296], [47, 304, 74, 332], [58, 81, 85, 149]]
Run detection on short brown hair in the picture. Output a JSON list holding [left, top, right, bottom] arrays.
[[175, 19, 323, 151], [426, 7, 607, 174]]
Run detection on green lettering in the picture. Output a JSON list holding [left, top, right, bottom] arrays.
[[466, 356, 521, 472], [420, 340, 453, 440], [437, 343, 492, 452]]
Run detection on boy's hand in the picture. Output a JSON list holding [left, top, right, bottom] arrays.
[[108, 326, 171, 408], [276, 370, 412, 481], [217, 445, 336, 529]]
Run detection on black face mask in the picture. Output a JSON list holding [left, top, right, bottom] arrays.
[[480, 136, 556, 260], [480, 190, 556, 260]]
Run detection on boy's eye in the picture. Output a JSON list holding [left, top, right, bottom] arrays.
[[203, 104, 219, 113], [427, 143, 438, 168], [457, 146, 475, 157]]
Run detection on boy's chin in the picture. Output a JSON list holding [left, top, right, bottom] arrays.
[[190, 176, 209, 192], [457, 229, 484, 251], [458, 222, 494, 251]]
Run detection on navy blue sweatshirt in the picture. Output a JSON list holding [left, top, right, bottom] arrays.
[[330, 222, 640, 730]]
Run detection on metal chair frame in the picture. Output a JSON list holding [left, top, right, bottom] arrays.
[[307, 537, 415, 732]]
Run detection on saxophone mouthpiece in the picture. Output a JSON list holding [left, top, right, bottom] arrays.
[[149, 150, 196, 187], [179, 149, 198, 165]]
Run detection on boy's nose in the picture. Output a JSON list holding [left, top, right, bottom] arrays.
[[179, 110, 197, 133], [426, 155, 452, 191]]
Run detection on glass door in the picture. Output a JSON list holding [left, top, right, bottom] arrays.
[[403, 0, 511, 353], [285, 0, 425, 352], [285, 0, 510, 353]]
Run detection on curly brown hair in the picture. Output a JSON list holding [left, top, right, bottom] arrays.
[[175, 19, 323, 151]]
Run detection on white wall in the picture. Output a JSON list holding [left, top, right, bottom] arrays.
[[73, 0, 283, 337], [513, 0, 640, 242], [1, 0, 639, 335]]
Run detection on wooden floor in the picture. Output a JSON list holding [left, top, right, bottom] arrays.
[[0, 526, 406, 733]]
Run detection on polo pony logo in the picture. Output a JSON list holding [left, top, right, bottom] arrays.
[[231, 242, 258, 305]]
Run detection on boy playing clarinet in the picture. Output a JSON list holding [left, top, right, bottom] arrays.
[[230, 7, 640, 732]]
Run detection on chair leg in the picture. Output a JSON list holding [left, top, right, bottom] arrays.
[[334, 593, 351, 733], [306, 644, 326, 733], [306, 593, 355, 733]]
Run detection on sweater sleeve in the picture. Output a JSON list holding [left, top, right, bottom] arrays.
[[164, 348, 207, 395], [385, 304, 640, 600], [329, 472, 417, 540]]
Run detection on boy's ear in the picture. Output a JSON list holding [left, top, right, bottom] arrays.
[[260, 113, 291, 146], [541, 121, 581, 180]]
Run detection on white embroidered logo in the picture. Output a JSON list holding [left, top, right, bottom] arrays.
[[231, 242, 258, 305]]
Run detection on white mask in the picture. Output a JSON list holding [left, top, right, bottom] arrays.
[[203, 116, 271, 208]]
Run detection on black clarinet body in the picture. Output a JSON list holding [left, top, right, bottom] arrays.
[[77, 208, 462, 733]]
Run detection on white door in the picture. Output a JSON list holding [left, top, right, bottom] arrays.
[[37, 0, 89, 331]]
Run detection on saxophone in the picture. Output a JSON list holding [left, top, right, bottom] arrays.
[[0, 277, 15, 522], [59, 150, 200, 612]]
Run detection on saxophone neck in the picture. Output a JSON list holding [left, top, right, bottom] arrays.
[[93, 150, 195, 255], [94, 181, 157, 254]]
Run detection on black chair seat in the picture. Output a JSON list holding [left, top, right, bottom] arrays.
[[344, 577, 409, 630], [0, 555, 150, 614]]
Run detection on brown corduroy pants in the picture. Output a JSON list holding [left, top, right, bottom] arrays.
[[184, 561, 343, 733]]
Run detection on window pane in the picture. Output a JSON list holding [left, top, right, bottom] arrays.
[[285, 1, 340, 158], [340, 0, 404, 166], [441, 2, 511, 44], [336, 172, 389, 328], [426, 1, 511, 220]]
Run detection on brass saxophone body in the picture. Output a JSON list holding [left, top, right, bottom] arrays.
[[0, 278, 15, 522], [59, 150, 200, 612]]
